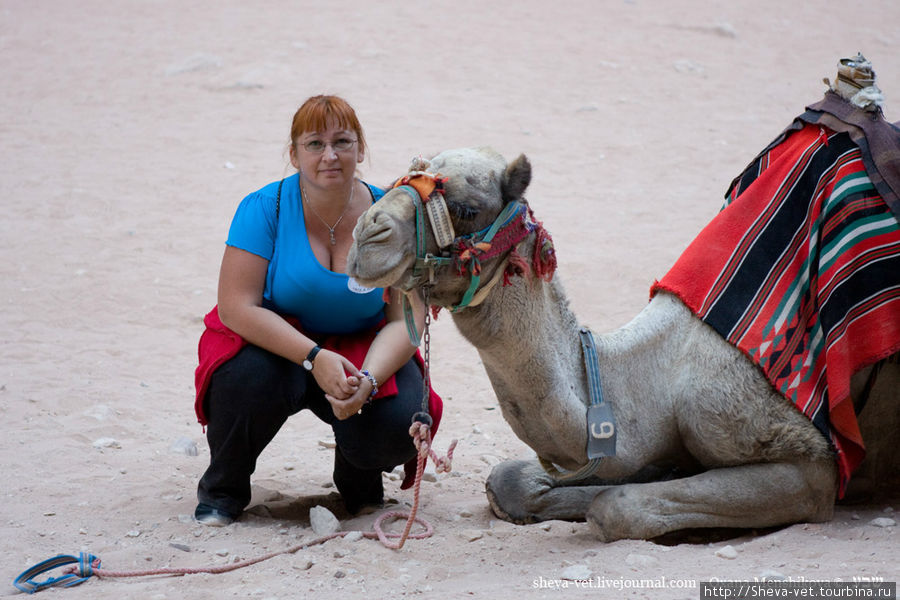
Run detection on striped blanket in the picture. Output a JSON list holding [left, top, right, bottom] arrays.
[[652, 122, 900, 495]]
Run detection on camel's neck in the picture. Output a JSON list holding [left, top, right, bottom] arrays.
[[449, 275, 590, 469], [447, 272, 690, 471]]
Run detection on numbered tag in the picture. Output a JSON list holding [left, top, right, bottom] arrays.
[[586, 403, 616, 459]]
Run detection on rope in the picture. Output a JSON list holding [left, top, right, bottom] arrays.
[[14, 428, 458, 592]]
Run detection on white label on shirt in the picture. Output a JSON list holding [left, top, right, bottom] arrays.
[[347, 278, 376, 294]]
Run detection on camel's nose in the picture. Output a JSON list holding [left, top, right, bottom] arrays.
[[354, 206, 394, 245]]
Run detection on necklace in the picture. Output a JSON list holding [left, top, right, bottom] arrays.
[[300, 179, 355, 246]]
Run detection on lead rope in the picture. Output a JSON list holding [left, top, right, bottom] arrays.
[[21, 433, 456, 590], [394, 285, 457, 549], [14, 292, 459, 593]]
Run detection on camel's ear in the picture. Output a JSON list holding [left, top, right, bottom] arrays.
[[502, 154, 531, 202]]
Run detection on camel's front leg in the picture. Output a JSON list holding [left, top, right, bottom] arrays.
[[587, 460, 837, 542], [485, 459, 685, 524], [485, 460, 604, 523]]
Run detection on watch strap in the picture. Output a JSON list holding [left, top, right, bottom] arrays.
[[302, 345, 322, 371]]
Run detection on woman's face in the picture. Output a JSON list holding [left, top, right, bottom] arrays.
[[290, 119, 364, 190]]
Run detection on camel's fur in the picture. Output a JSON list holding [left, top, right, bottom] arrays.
[[346, 148, 897, 541]]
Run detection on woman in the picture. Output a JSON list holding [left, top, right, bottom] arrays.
[[193, 95, 441, 526]]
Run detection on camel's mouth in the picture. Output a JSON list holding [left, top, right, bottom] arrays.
[[346, 213, 416, 289]]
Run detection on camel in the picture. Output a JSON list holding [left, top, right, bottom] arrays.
[[345, 145, 899, 542]]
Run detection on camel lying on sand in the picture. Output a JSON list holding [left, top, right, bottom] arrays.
[[346, 86, 899, 542]]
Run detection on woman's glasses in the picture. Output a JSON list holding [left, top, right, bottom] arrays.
[[301, 138, 358, 154]]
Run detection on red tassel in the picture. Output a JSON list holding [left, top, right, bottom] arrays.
[[505, 248, 529, 286], [533, 226, 557, 282]]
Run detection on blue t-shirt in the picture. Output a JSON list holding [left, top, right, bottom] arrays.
[[226, 173, 386, 335]]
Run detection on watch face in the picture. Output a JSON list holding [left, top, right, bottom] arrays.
[[302, 359, 313, 371]]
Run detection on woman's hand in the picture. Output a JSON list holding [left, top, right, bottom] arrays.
[[310, 349, 362, 400], [326, 377, 375, 420]]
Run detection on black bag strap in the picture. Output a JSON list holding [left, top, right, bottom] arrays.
[[275, 178, 284, 221]]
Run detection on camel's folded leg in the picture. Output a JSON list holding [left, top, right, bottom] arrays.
[[485, 459, 604, 523], [587, 460, 837, 542]]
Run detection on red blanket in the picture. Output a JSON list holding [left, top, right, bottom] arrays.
[[194, 306, 443, 490], [652, 124, 900, 496]]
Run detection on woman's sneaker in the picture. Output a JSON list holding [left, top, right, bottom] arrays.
[[194, 503, 237, 527]]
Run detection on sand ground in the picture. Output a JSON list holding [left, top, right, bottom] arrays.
[[1, 1, 898, 598]]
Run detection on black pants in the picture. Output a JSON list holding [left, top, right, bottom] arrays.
[[197, 344, 422, 516]]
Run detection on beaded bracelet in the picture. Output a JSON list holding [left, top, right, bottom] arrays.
[[360, 370, 378, 403]]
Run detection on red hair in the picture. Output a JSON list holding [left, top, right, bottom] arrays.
[[289, 95, 367, 155]]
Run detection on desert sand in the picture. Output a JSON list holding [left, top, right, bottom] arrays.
[[2, 1, 898, 598]]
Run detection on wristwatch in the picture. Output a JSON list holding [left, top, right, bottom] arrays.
[[302, 346, 322, 371]]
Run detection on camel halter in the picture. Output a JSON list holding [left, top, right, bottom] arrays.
[[391, 172, 530, 345]]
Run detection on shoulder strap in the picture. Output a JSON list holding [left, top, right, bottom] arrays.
[[276, 178, 284, 221]]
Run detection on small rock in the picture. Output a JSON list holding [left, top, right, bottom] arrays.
[[851, 513, 861, 520], [713, 22, 737, 38], [460, 529, 483, 542], [540, 523, 552, 531], [169, 543, 191, 552], [165, 53, 223, 76], [480, 454, 501, 467], [869, 517, 896, 528], [79, 528, 87, 535], [169, 437, 198, 456], [715, 545, 738, 559], [759, 569, 786, 581], [344, 531, 363, 542], [93, 437, 121, 449], [422, 466, 437, 483], [292, 556, 315, 571], [560, 564, 592, 581], [309, 505, 341, 536], [215, 549, 229, 557], [334, 570, 346, 579], [472, 425, 483, 434], [673, 59, 705, 75], [625, 553, 659, 568], [318, 438, 336, 449], [458, 510, 473, 518], [126, 530, 141, 538], [83, 405, 116, 421], [283, 464, 294, 471], [223, 161, 235, 169]]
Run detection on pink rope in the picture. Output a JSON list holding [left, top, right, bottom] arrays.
[[69, 429, 458, 580]]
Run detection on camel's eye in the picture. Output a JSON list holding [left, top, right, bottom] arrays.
[[447, 200, 478, 222]]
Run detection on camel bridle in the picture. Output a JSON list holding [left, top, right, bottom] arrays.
[[391, 171, 530, 343]]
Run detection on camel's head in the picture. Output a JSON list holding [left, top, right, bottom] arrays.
[[347, 148, 535, 307]]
